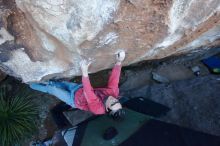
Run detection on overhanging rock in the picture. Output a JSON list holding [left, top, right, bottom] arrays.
[[0, 0, 220, 82]]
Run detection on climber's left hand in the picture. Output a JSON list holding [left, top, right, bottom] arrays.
[[80, 60, 92, 77]]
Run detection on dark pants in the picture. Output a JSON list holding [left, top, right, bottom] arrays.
[[50, 102, 73, 129]]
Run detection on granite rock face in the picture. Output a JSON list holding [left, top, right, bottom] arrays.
[[0, 0, 219, 82]]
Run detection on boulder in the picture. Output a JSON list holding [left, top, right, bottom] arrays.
[[0, 0, 219, 82]]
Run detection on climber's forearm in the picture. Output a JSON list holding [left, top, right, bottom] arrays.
[[82, 70, 88, 77], [116, 61, 122, 66], [80, 60, 91, 77]]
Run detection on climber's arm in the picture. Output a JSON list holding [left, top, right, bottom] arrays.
[[108, 51, 125, 96], [107, 63, 121, 93], [80, 60, 105, 114]]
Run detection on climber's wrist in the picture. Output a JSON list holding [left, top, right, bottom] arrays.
[[116, 61, 122, 66], [82, 70, 88, 77]]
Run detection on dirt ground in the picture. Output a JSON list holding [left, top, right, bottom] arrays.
[[121, 73, 220, 136]]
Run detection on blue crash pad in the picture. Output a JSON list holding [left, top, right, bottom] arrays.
[[202, 56, 220, 73]]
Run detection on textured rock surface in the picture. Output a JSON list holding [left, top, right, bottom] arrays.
[[0, 0, 219, 82], [121, 74, 220, 136]]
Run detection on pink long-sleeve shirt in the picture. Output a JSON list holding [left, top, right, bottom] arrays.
[[74, 64, 121, 115]]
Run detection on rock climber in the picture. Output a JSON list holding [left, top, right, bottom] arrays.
[[29, 51, 126, 120]]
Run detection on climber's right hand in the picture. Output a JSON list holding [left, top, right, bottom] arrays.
[[116, 50, 126, 65]]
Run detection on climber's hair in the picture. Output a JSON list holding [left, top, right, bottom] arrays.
[[109, 109, 125, 121]]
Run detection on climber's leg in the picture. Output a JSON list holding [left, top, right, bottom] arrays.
[[30, 83, 75, 107]]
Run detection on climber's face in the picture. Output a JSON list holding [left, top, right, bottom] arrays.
[[105, 96, 122, 112]]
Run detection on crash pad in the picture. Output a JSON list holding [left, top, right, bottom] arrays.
[[202, 56, 220, 73], [120, 119, 220, 146], [80, 108, 150, 146], [123, 97, 170, 117]]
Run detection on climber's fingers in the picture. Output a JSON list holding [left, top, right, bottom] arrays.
[[116, 50, 126, 62]]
